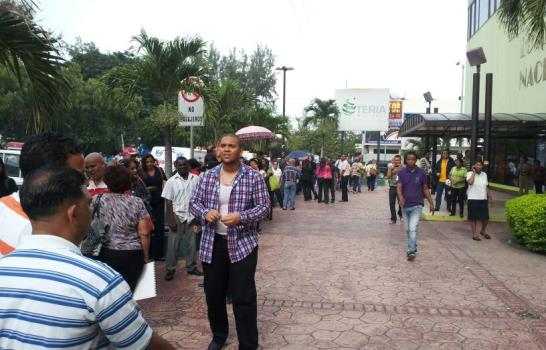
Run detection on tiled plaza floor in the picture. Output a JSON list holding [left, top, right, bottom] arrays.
[[140, 186, 546, 349]]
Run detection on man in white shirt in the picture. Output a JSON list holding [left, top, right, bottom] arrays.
[[0, 166, 174, 349], [162, 157, 202, 281], [466, 160, 493, 241], [84, 153, 109, 196], [0, 133, 84, 257], [338, 154, 351, 202]]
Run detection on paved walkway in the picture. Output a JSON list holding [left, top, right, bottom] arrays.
[[140, 186, 546, 349]]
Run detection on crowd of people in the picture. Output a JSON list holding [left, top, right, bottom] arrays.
[[0, 131, 543, 349]]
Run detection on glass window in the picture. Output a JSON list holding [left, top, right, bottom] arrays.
[[468, 5, 473, 39], [472, 1, 478, 35], [478, 0, 489, 28], [4, 154, 20, 178], [496, 0, 502, 11]]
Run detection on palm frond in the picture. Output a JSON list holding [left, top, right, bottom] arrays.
[[498, 0, 546, 49], [0, 5, 69, 131]]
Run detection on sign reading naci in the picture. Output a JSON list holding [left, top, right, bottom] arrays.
[[335, 89, 389, 132]]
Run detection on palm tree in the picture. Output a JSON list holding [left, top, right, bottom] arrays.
[[303, 98, 340, 157], [105, 29, 206, 176], [498, 0, 546, 49], [0, 1, 69, 131]]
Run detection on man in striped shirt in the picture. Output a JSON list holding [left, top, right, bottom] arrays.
[[190, 134, 270, 350], [0, 166, 173, 349]]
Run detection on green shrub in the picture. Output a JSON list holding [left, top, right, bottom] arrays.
[[505, 194, 546, 252]]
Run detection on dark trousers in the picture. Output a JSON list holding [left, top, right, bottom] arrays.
[[435, 182, 451, 210], [318, 178, 333, 203], [330, 178, 336, 202], [302, 181, 313, 200], [351, 175, 361, 192], [268, 190, 282, 220], [535, 180, 544, 194], [450, 187, 465, 215], [389, 186, 402, 221], [150, 201, 165, 259], [341, 176, 350, 201], [203, 236, 258, 350], [99, 248, 144, 292], [367, 176, 377, 191]]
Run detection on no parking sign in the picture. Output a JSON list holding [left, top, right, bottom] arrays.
[[178, 79, 204, 126]]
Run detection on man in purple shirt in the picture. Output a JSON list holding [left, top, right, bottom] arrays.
[[190, 133, 270, 350], [396, 151, 435, 261]]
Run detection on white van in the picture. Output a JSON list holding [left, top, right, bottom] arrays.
[[150, 147, 207, 169], [0, 149, 23, 186]]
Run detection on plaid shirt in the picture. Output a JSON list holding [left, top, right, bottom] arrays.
[[190, 163, 270, 263], [282, 166, 301, 182]]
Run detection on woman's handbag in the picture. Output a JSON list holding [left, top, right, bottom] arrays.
[[80, 194, 110, 257]]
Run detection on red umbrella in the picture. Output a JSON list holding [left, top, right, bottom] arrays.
[[235, 125, 276, 141], [122, 146, 138, 156]]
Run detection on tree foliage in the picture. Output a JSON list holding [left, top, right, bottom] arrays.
[[498, 0, 546, 50]]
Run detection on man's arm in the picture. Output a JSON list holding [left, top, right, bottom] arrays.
[[239, 172, 271, 224], [189, 175, 212, 224], [396, 182, 405, 208], [166, 200, 177, 232], [423, 183, 435, 212]]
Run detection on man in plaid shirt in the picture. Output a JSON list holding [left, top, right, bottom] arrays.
[[190, 133, 270, 350]]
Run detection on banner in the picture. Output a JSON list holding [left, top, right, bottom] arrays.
[[388, 100, 403, 129], [335, 89, 389, 132]]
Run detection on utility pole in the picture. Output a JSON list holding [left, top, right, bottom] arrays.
[[276, 66, 294, 155]]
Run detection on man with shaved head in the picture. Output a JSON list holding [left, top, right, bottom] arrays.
[[85, 152, 109, 196]]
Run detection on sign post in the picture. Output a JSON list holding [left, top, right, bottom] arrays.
[[178, 83, 204, 159]]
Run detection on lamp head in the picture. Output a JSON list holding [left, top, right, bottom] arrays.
[[423, 91, 433, 103], [466, 47, 486, 67]]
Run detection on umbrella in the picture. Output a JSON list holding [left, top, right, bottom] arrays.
[[122, 146, 138, 156], [235, 125, 275, 141], [287, 150, 309, 160]]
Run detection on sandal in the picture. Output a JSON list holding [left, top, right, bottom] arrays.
[[480, 232, 491, 239], [472, 236, 482, 241]]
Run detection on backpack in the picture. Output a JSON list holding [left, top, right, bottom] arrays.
[[80, 194, 110, 257]]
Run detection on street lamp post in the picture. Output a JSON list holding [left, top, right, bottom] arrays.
[[466, 47, 487, 164], [276, 66, 294, 155], [456, 61, 465, 113]]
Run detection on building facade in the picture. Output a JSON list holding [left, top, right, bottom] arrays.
[[465, 0, 546, 184]]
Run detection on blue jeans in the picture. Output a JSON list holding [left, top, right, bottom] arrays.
[[283, 181, 296, 209], [401, 205, 423, 254], [435, 182, 450, 210]]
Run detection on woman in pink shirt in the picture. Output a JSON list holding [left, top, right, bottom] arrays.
[[316, 158, 333, 204]]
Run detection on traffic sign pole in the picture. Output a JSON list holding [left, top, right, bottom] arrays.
[[190, 126, 194, 159]]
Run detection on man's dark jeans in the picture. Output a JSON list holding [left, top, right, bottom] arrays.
[[203, 236, 258, 350], [341, 175, 350, 201], [389, 186, 402, 222]]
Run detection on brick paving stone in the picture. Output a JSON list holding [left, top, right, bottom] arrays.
[[140, 188, 546, 349]]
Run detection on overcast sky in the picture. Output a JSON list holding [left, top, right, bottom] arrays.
[[37, 0, 468, 120]]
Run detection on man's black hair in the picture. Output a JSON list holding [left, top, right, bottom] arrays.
[[20, 133, 83, 178], [20, 167, 86, 221], [174, 156, 188, 164], [404, 151, 419, 162]]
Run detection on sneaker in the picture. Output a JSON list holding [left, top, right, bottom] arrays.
[[188, 269, 204, 276], [165, 270, 174, 281], [390, 220, 397, 224], [407, 252, 416, 261]]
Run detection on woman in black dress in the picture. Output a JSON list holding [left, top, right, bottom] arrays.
[[0, 158, 18, 197], [139, 154, 166, 260]]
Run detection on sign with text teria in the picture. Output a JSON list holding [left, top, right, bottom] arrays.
[[335, 89, 389, 132]]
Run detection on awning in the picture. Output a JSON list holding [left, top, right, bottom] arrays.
[[398, 113, 546, 138]]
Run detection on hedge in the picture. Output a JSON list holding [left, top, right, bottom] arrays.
[[505, 194, 546, 253]]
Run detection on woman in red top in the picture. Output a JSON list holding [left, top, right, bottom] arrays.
[[316, 158, 333, 204]]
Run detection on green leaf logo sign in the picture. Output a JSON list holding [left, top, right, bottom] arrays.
[[342, 99, 356, 116]]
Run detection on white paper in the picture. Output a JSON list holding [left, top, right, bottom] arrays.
[[133, 262, 157, 301]]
